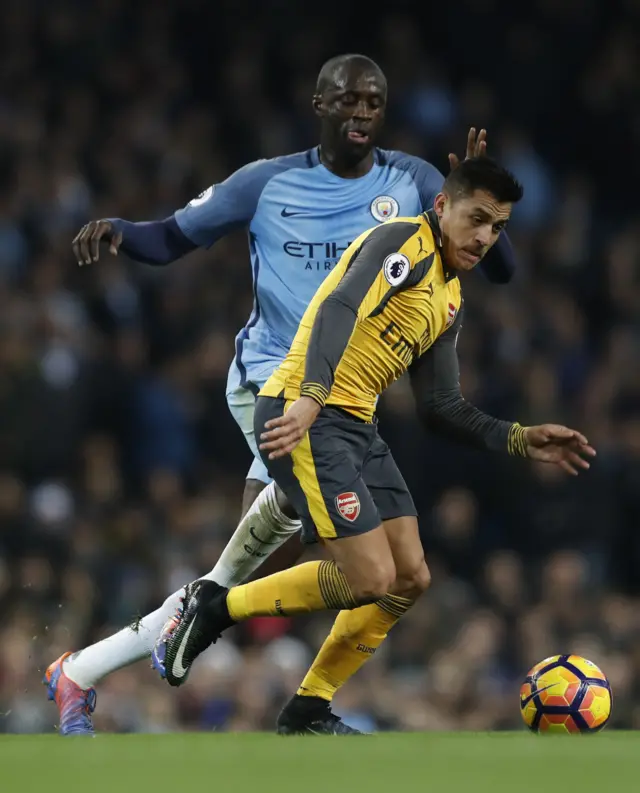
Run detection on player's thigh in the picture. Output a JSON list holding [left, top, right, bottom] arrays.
[[297, 406, 398, 600], [254, 398, 374, 542], [226, 373, 272, 486], [326, 526, 395, 603], [254, 396, 318, 534], [363, 432, 418, 524], [363, 433, 430, 597], [254, 398, 394, 596], [382, 516, 431, 598], [226, 373, 298, 521], [289, 405, 383, 544]]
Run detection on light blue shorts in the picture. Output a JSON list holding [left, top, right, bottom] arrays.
[[226, 359, 276, 484]]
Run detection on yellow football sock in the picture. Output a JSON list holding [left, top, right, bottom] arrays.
[[226, 560, 358, 621], [296, 593, 414, 701]]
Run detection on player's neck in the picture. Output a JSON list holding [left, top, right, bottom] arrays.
[[318, 145, 375, 179], [425, 209, 457, 280]]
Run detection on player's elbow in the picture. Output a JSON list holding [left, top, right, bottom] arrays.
[[418, 403, 446, 433], [419, 391, 462, 430]]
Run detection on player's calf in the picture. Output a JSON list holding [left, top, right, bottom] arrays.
[[212, 480, 302, 587], [277, 564, 426, 736]]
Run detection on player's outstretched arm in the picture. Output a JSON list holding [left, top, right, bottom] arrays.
[[72, 217, 196, 267], [72, 159, 279, 267], [409, 308, 595, 474]]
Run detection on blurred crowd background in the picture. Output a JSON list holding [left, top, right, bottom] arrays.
[[1, 0, 639, 733]]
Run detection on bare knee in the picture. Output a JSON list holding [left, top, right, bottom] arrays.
[[391, 558, 432, 600], [415, 561, 432, 593], [274, 483, 298, 520], [346, 560, 396, 604], [329, 527, 396, 605]]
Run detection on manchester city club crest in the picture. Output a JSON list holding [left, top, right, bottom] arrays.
[[370, 195, 399, 223]]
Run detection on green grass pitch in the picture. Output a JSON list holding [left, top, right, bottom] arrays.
[[0, 732, 636, 793]]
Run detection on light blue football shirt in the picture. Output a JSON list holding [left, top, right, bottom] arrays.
[[174, 147, 444, 390]]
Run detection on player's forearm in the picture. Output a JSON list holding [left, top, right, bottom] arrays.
[[420, 390, 528, 455], [109, 217, 197, 265], [478, 232, 515, 284], [301, 295, 357, 406]]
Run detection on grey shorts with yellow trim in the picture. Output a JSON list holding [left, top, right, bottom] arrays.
[[254, 395, 417, 544]]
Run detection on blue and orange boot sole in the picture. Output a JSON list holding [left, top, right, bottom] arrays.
[[43, 652, 97, 736]]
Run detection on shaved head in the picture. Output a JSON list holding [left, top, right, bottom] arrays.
[[316, 54, 386, 96], [313, 53, 387, 178]]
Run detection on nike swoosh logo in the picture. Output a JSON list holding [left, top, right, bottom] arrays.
[[171, 616, 197, 679], [521, 683, 557, 707], [249, 525, 284, 545], [281, 208, 307, 217]]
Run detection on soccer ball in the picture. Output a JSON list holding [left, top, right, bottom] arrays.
[[520, 655, 612, 734]]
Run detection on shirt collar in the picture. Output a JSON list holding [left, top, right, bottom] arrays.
[[424, 209, 457, 282]]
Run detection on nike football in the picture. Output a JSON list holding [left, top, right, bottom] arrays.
[[520, 655, 612, 734]]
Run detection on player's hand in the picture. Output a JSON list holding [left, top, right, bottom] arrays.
[[72, 220, 123, 266], [259, 397, 322, 460], [525, 424, 596, 476], [448, 127, 487, 171]]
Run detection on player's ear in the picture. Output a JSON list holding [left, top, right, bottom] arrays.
[[312, 94, 324, 117], [434, 192, 447, 218]]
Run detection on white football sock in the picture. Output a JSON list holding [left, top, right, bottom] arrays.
[[63, 482, 300, 689], [206, 480, 301, 587], [63, 589, 185, 689]]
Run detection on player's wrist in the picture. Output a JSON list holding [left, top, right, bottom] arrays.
[[297, 396, 323, 426], [300, 382, 329, 408], [507, 422, 529, 457]]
